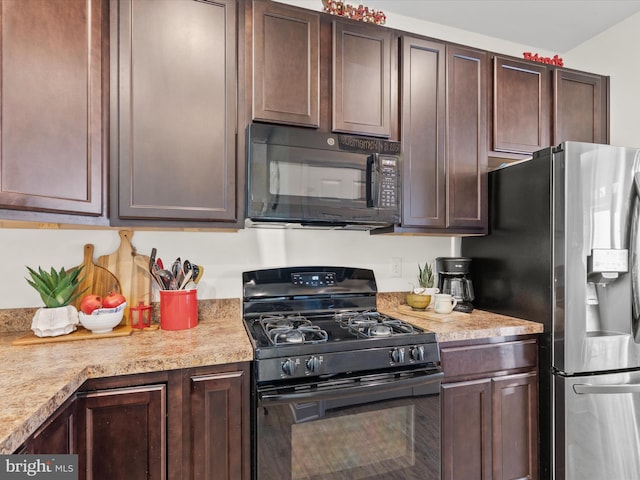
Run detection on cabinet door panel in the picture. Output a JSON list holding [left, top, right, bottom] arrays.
[[492, 372, 539, 480], [441, 379, 493, 480], [400, 36, 445, 228], [0, 0, 105, 216], [554, 69, 607, 145], [191, 370, 247, 480], [76, 384, 166, 480], [21, 397, 75, 454], [332, 21, 391, 137], [114, 0, 237, 222], [493, 57, 550, 154], [253, 1, 319, 126], [447, 45, 487, 229]]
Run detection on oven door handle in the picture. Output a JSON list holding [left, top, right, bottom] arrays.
[[259, 370, 444, 405]]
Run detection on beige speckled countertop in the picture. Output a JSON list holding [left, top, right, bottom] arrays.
[[0, 298, 252, 454], [377, 292, 544, 343], [0, 294, 543, 455]]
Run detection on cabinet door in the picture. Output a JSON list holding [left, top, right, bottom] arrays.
[[493, 56, 550, 154], [252, 0, 319, 127], [399, 36, 446, 228], [76, 384, 166, 480], [446, 45, 488, 231], [441, 379, 493, 480], [554, 69, 608, 145], [190, 370, 248, 480], [332, 20, 392, 137], [20, 397, 76, 454], [0, 0, 106, 217], [112, 0, 237, 223], [492, 372, 539, 480]]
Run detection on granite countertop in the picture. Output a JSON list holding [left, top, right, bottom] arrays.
[[377, 292, 544, 343], [0, 294, 543, 455], [0, 299, 252, 454]]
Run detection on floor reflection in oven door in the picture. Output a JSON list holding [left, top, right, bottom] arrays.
[[258, 393, 440, 479]]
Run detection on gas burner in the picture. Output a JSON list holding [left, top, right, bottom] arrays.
[[259, 314, 329, 346], [334, 310, 380, 327], [335, 311, 416, 338], [261, 314, 312, 330]]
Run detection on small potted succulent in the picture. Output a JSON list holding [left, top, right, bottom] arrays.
[[406, 261, 438, 310], [26, 265, 86, 337]]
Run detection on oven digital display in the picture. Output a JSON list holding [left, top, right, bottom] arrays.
[[291, 272, 336, 287]]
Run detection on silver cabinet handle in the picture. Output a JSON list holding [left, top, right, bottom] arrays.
[[574, 383, 640, 395]]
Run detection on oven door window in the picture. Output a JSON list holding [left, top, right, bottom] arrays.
[[257, 390, 440, 480]]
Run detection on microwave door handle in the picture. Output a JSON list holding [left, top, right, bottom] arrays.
[[574, 383, 640, 395], [366, 154, 376, 207]]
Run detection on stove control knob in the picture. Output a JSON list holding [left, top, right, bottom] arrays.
[[410, 345, 425, 362], [306, 356, 322, 373], [282, 358, 297, 377], [391, 347, 406, 364]]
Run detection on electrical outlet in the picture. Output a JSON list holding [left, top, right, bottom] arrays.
[[391, 257, 402, 277]]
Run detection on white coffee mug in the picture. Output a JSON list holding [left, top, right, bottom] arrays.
[[434, 294, 457, 314]]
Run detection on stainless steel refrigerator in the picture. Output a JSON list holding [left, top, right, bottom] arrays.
[[461, 142, 640, 480]]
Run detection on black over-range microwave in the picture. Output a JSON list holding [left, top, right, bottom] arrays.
[[246, 123, 401, 229]]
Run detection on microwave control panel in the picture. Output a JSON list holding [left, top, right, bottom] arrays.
[[379, 156, 399, 209]]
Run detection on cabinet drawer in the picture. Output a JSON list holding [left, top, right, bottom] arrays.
[[441, 339, 537, 380]]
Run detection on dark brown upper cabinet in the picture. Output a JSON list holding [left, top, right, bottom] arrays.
[[398, 36, 446, 229], [554, 69, 608, 145], [446, 45, 488, 232], [492, 56, 551, 155], [252, 0, 319, 127], [382, 38, 487, 235], [332, 19, 392, 138], [0, 0, 107, 223], [111, 0, 240, 226]]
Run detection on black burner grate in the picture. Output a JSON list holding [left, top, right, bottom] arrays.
[[259, 314, 329, 346]]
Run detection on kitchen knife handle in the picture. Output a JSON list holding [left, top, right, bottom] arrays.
[[573, 383, 640, 395]]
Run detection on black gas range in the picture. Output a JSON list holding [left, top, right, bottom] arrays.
[[243, 267, 443, 480], [242, 266, 440, 384]]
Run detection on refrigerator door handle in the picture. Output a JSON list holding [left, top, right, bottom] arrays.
[[631, 172, 640, 342], [574, 383, 640, 395]]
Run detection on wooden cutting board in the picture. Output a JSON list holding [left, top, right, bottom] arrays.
[[396, 304, 470, 322], [96, 230, 152, 326], [70, 244, 121, 313]]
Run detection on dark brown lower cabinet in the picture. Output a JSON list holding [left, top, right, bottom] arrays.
[[441, 337, 539, 480], [442, 378, 492, 480], [15, 363, 250, 480], [18, 396, 76, 455], [190, 370, 247, 479], [76, 383, 166, 480]]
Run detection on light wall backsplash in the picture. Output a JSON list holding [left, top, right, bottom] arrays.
[[564, 11, 640, 149], [275, 0, 557, 59], [2, 227, 452, 309]]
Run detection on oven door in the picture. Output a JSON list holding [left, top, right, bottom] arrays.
[[255, 368, 443, 480]]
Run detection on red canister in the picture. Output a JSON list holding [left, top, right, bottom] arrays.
[[159, 289, 198, 330]]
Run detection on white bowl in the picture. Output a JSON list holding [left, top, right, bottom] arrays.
[[79, 303, 126, 334]]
